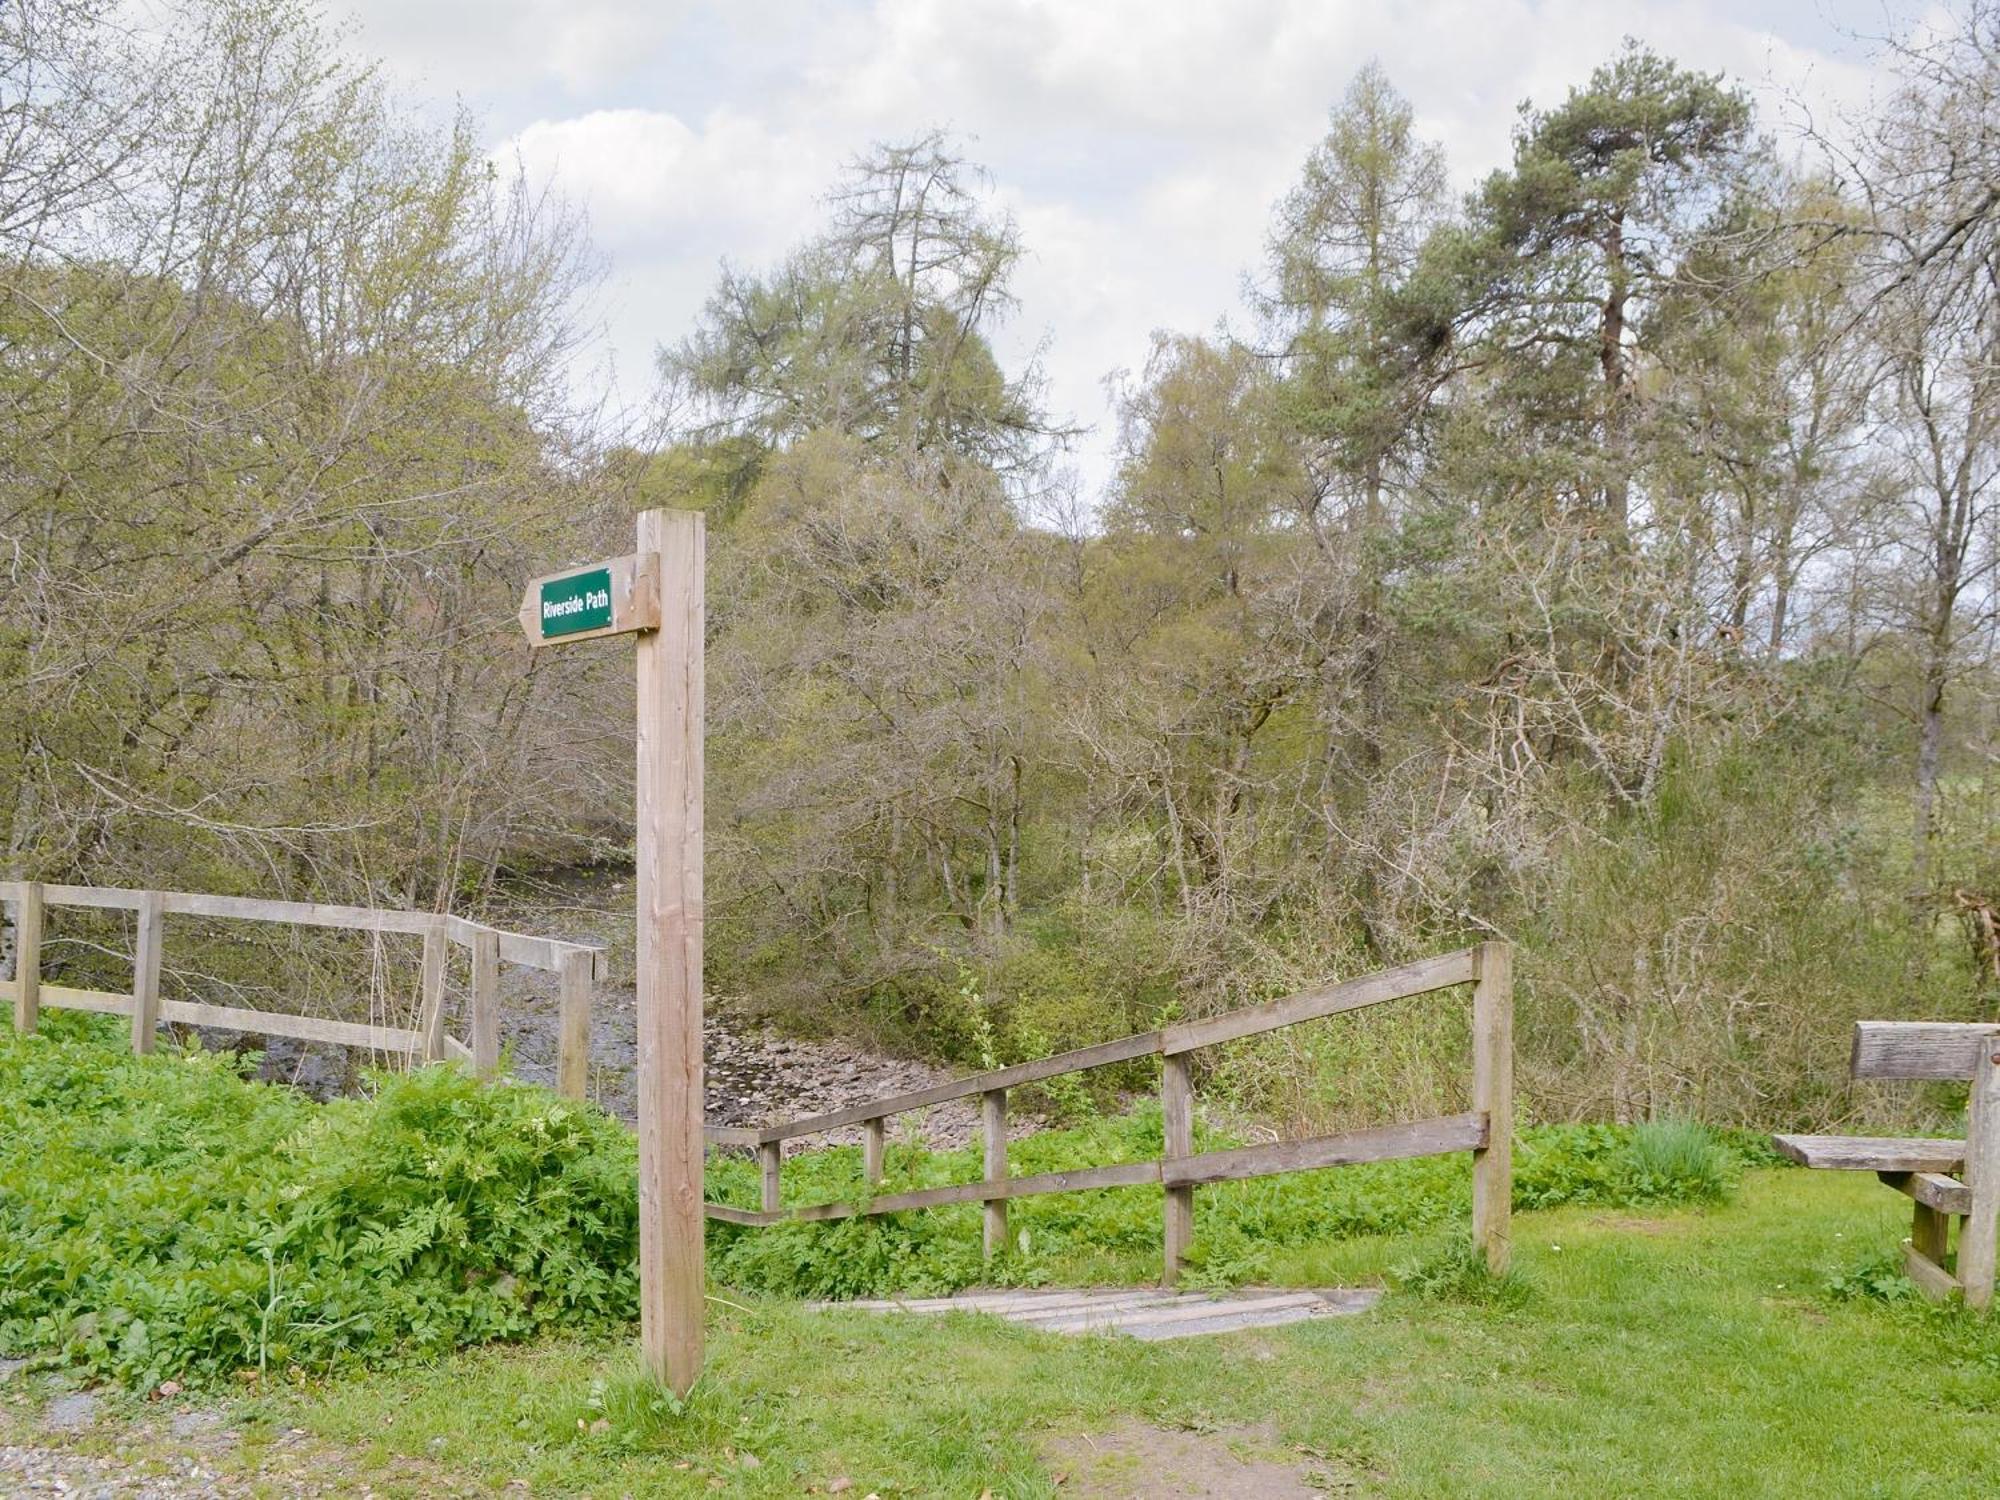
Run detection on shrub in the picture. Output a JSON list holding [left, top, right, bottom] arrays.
[[0, 1018, 639, 1389]]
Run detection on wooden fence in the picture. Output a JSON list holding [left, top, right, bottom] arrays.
[[0, 880, 606, 1098], [702, 942, 1514, 1280]]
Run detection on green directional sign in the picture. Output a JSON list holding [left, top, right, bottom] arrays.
[[539, 566, 613, 638]]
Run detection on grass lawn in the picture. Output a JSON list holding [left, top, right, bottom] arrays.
[[11, 1166, 2000, 1496]]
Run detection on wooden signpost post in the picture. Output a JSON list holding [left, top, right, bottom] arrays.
[[520, 508, 705, 1396]]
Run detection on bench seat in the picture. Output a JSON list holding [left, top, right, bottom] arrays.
[[1771, 1133, 1966, 1173]]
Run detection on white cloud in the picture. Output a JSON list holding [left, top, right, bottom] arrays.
[[341, 0, 1891, 498]]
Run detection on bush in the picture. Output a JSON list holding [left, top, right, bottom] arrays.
[[0, 1017, 639, 1389]]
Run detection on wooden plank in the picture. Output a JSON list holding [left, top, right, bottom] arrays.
[[760, 1142, 782, 1215], [703, 1203, 777, 1227], [1771, 1133, 1966, 1172], [1161, 1053, 1194, 1287], [863, 1118, 886, 1184], [442, 1034, 473, 1064], [760, 1031, 1163, 1142], [983, 1089, 1008, 1258], [1913, 1199, 1952, 1268], [39, 883, 144, 910], [1471, 940, 1513, 1274], [160, 890, 432, 934], [634, 507, 706, 1397], [786, 1160, 1162, 1222], [1902, 1238, 1962, 1302], [1879, 1170, 1973, 1217], [39, 984, 134, 1016], [131, 890, 162, 1055], [557, 947, 592, 1100], [158, 1000, 420, 1053], [1160, 949, 1477, 1056], [1852, 1020, 2000, 1081], [518, 549, 661, 649], [1031, 1290, 1326, 1335], [1162, 1113, 1487, 1189], [468, 926, 500, 1078], [1961, 1045, 2000, 1310], [13, 881, 42, 1034], [418, 916, 448, 1062], [445, 916, 602, 975], [702, 1125, 763, 1148]]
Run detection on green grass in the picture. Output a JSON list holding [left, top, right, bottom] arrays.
[[13, 1170, 1999, 1496]]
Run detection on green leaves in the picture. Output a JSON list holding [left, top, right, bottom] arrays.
[[0, 1023, 639, 1388]]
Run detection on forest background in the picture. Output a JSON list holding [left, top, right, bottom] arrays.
[[6, 0, 2000, 1133]]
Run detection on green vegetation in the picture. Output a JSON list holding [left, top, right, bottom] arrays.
[[9, 1170, 2000, 1496], [5, 1021, 1753, 1390], [7, 0, 1999, 1144]]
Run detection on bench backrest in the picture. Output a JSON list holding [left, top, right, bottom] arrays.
[[1853, 1021, 2000, 1082]]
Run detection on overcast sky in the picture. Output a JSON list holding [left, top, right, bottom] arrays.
[[339, 0, 1904, 498]]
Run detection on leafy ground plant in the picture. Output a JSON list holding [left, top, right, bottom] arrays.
[[3, 1017, 1758, 1389]]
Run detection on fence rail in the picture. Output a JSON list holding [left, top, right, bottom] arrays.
[[706, 941, 1514, 1281], [0, 879, 605, 1099]]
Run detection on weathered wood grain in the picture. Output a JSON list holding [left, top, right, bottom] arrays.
[[162, 890, 432, 934], [417, 916, 448, 1062], [1852, 1020, 2000, 1082], [158, 1000, 420, 1054], [863, 1118, 886, 1184], [1159, 949, 1477, 1056], [38, 984, 133, 1016], [1902, 1238, 1962, 1302], [1879, 1170, 1972, 1217], [983, 1088, 1008, 1258], [784, 1160, 1163, 1222], [759, 1142, 782, 1215], [1960, 1047, 2000, 1309], [469, 926, 500, 1079], [1161, 1053, 1194, 1287], [12, 881, 42, 1034], [557, 947, 592, 1100], [131, 890, 162, 1055], [1471, 940, 1513, 1274], [758, 1030, 1164, 1142], [634, 506, 707, 1397], [1770, 1133, 1967, 1172], [1161, 1113, 1487, 1188]]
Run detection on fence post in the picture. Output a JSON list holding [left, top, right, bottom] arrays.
[[1161, 1053, 1194, 1285], [131, 890, 163, 1055], [1959, 1045, 2000, 1309], [557, 948, 592, 1100], [418, 915, 448, 1062], [759, 1141, 782, 1215], [1471, 940, 1514, 1275], [863, 1117, 886, 1185], [12, 881, 42, 1035], [469, 926, 500, 1078], [982, 1088, 1008, 1258]]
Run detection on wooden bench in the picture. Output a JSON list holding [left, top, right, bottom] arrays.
[[1773, 1021, 2000, 1308]]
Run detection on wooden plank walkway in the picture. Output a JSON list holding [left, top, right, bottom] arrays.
[[813, 1286, 1382, 1341]]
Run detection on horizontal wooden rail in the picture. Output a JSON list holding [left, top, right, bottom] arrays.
[[701, 942, 1514, 1282], [1160, 1113, 1486, 1187], [1852, 1020, 2000, 1082], [2, 879, 604, 1098]]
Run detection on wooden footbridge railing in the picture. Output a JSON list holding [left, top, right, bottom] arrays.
[[0, 879, 606, 1098], [704, 942, 1514, 1281]]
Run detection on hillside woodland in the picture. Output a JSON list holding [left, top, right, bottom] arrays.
[[6, 0, 2000, 1131]]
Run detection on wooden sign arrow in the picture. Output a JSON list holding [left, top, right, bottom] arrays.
[[518, 551, 661, 647]]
